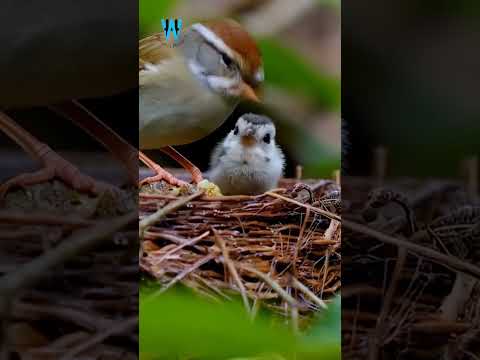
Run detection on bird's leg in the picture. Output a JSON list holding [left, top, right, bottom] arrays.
[[0, 112, 112, 198], [139, 151, 187, 187], [48, 101, 138, 185], [160, 146, 203, 183]]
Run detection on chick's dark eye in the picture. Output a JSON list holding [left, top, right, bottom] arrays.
[[233, 126, 239, 135], [263, 133, 271, 144]]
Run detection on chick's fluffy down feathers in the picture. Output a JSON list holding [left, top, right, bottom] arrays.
[[209, 117, 284, 195]]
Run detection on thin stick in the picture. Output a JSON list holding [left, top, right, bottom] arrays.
[[293, 208, 310, 277], [148, 253, 217, 300], [374, 247, 407, 355], [333, 169, 340, 185], [148, 232, 205, 246], [0, 212, 136, 296], [139, 191, 204, 237], [155, 231, 210, 264], [291, 302, 299, 334], [238, 263, 298, 307], [59, 316, 137, 360], [321, 249, 330, 299], [343, 219, 480, 279], [13, 302, 113, 331], [295, 165, 303, 180], [265, 191, 341, 221], [213, 229, 251, 314], [291, 276, 327, 309]]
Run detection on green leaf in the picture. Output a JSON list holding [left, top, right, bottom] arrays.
[[258, 39, 340, 111], [139, 0, 179, 36], [140, 288, 341, 359], [299, 296, 341, 359], [140, 290, 297, 359], [307, 296, 341, 342]]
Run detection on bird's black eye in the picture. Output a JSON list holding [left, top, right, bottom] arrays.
[[221, 53, 233, 67], [263, 133, 271, 144], [233, 126, 239, 135]]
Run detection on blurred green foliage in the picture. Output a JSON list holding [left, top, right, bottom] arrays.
[[139, 0, 178, 37], [259, 39, 340, 111], [140, 288, 340, 360]]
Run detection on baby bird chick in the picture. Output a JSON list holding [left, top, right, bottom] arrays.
[[209, 114, 284, 195]]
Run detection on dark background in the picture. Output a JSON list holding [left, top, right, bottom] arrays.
[[342, 1, 480, 358], [342, 0, 480, 177], [0, 1, 138, 185]]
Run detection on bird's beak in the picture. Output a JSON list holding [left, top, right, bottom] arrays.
[[240, 82, 260, 103], [241, 129, 256, 147], [241, 134, 256, 147]]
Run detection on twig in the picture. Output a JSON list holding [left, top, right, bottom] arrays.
[[238, 263, 298, 307], [139, 191, 204, 237], [291, 303, 299, 334], [321, 250, 330, 299], [148, 253, 217, 300], [374, 247, 407, 355], [293, 208, 310, 276], [0, 212, 136, 296], [59, 316, 137, 360], [295, 165, 303, 180], [343, 219, 480, 279], [13, 302, 113, 331], [155, 231, 210, 264], [148, 232, 205, 246], [265, 191, 341, 221], [213, 229, 251, 315], [291, 276, 327, 309]]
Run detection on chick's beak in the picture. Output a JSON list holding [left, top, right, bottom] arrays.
[[240, 82, 260, 103], [241, 129, 256, 147]]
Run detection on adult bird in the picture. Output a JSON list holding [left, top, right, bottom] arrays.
[[139, 19, 263, 186], [0, 1, 138, 197]]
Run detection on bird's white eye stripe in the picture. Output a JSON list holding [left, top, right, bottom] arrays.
[[192, 23, 235, 60]]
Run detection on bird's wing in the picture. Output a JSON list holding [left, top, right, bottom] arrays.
[[139, 33, 175, 71]]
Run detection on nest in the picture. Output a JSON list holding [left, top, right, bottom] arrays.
[[139, 178, 341, 323], [0, 181, 138, 359], [342, 176, 480, 359]]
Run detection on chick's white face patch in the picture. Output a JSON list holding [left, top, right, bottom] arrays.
[[235, 116, 276, 142]]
